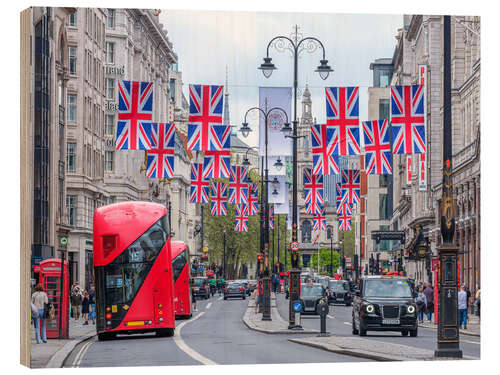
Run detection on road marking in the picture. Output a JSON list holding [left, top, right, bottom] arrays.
[[173, 312, 218, 365], [218, 297, 223, 301], [206, 302, 212, 309], [344, 322, 352, 326], [461, 339, 480, 345], [72, 340, 93, 368], [327, 315, 335, 319]]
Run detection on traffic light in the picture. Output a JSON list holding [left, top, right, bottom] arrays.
[[257, 253, 264, 262]]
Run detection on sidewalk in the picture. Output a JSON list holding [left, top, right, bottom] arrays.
[[418, 314, 480, 337], [289, 336, 476, 361], [30, 318, 96, 368], [243, 293, 319, 334]]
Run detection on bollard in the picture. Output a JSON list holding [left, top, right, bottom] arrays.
[[317, 298, 330, 337]]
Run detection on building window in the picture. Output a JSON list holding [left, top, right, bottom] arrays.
[[169, 78, 175, 101], [105, 114, 114, 136], [67, 195, 77, 226], [108, 196, 116, 204], [106, 42, 115, 64], [379, 193, 389, 220], [379, 99, 390, 120], [301, 220, 312, 243], [66, 94, 77, 123], [69, 11, 77, 27], [69, 46, 77, 75], [379, 70, 391, 88], [107, 9, 115, 28], [67, 142, 76, 172], [379, 174, 390, 188], [105, 151, 114, 172], [105, 78, 115, 100]]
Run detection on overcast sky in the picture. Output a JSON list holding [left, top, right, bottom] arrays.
[[160, 10, 403, 147]]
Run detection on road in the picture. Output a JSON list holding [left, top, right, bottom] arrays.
[[65, 293, 368, 367], [275, 292, 480, 359]]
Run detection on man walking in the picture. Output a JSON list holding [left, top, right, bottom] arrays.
[[88, 284, 96, 324], [423, 283, 434, 322], [458, 285, 468, 329]]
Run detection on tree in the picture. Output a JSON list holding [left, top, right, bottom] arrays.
[[338, 217, 356, 259], [309, 247, 341, 275]]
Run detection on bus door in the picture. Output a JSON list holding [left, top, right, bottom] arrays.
[[38, 259, 69, 339]]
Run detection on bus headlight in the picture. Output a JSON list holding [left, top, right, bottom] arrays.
[[365, 304, 375, 313], [407, 305, 416, 314], [159, 317, 163, 322]]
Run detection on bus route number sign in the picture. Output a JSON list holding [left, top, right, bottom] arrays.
[[290, 241, 299, 251]]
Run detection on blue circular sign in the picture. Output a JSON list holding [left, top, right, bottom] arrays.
[[293, 301, 303, 312]]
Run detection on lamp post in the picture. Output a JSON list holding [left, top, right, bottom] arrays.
[[241, 107, 289, 321], [223, 228, 226, 280], [434, 15, 462, 358], [259, 25, 332, 329]]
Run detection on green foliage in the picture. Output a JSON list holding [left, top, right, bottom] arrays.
[[338, 217, 356, 259], [308, 247, 341, 275]]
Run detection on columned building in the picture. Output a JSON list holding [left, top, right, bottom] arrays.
[[390, 15, 480, 293]]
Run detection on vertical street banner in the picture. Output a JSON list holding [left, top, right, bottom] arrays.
[[406, 155, 412, 185], [268, 175, 287, 204], [418, 153, 427, 191], [274, 184, 290, 214], [259, 87, 292, 157], [267, 156, 287, 176], [418, 64, 428, 191]]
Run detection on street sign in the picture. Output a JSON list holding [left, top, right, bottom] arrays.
[[346, 257, 351, 263], [292, 301, 303, 312], [290, 241, 299, 251], [59, 237, 68, 246], [371, 230, 406, 244]]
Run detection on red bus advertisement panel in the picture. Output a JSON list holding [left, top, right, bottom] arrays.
[[93, 202, 175, 340], [171, 241, 192, 319]]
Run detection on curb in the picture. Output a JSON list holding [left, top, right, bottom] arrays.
[[46, 333, 96, 368], [418, 324, 480, 338]]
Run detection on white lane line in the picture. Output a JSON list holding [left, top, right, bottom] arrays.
[[461, 339, 480, 345], [218, 297, 223, 301], [173, 312, 218, 365], [344, 322, 352, 326], [72, 340, 93, 368], [206, 302, 212, 310], [327, 315, 335, 319]]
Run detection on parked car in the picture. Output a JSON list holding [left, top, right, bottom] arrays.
[[192, 277, 210, 299], [224, 282, 246, 300], [300, 283, 327, 315], [352, 276, 418, 337], [328, 280, 352, 306]]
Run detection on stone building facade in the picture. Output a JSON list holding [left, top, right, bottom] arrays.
[[390, 15, 480, 293]]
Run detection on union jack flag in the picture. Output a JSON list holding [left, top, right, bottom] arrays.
[[362, 119, 392, 175], [210, 182, 228, 216], [189, 163, 209, 203], [341, 169, 360, 205], [303, 168, 324, 215], [325, 87, 360, 155], [202, 125, 231, 179], [146, 123, 175, 178], [335, 183, 345, 210], [247, 187, 259, 216], [249, 183, 259, 196], [229, 166, 248, 205], [311, 123, 340, 175], [391, 85, 426, 154], [336, 201, 352, 216], [313, 207, 327, 231], [339, 211, 352, 231], [116, 80, 154, 150], [187, 84, 224, 151], [268, 205, 275, 230], [234, 204, 248, 232]]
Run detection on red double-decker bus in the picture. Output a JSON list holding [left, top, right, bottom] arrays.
[[171, 241, 192, 319], [93, 202, 175, 340]]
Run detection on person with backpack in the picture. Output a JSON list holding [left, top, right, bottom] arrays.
[[82, 290, 90, 325], [71, 284, 83, 320], [415, 286, 427, 323], [31, 284, 48, 344]]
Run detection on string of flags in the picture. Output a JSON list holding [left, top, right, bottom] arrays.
[[115, 80, 427, 233]]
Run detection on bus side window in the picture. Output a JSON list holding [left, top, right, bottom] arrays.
[[189, 278, 194, 287]]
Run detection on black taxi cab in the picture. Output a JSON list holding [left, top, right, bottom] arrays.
[[352, 275, 418, 337]]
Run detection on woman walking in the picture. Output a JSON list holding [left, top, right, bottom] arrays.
[[253, 285, 260, 314], [31, 284, 48, 344], [415, 286, 427, 323], [82, 290, 90, 325], [191, 286, 198, 312]]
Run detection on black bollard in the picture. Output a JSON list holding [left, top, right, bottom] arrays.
[[317, 298, 330, 337]]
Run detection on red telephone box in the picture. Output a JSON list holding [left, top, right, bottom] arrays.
[[37, 258, 69, 339]]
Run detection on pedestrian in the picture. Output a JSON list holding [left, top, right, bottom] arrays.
[[31, 283, 48, 344], [82, 290, 90, 325], [191, 286, 198, 312], [415, 286, 426, 323], [465, 285, 472, 314], [253, 285, 260, 314], [475, 288, 481, 319], [423, 283, 434, 322], [89, 284, 96, 324], [458, 285, 468, 329], [71, 284, 83, 320]]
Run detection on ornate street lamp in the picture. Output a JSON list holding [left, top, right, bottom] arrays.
[[260, 25, 332, 330], [274, 157, 284, 171], [240, 122, 252, 138]]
